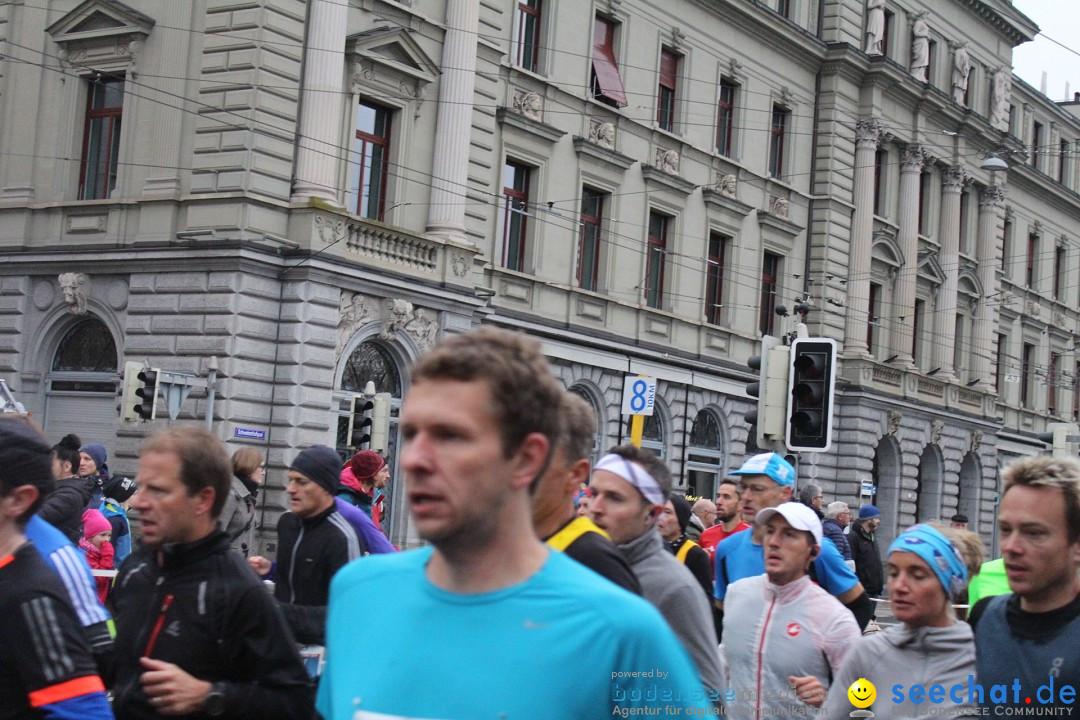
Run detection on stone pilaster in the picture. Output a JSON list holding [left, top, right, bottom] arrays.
[[892, 145, 930, 366], [845, 118, 884, 356], [933, 165, 969, 379], [973, 186, 1006, 389], [425, 0, 480, 245], [291, 0, 348, 204]]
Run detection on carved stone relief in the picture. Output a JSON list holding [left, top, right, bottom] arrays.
[[717, 174, 737, 198], [404, 307, 439, 351], [58, 273, 89, 316], [450, 252, 469, 278], [887, 410, 902, 435], [970, 429, 982, 453], [337, 291, 375, 355], [588, 119, 616, 149], [656, 148, 680, 175], [512, 88, 543, 121], [931, 419, 945, 446], [768, 196, 790, 219], [381, 298, 413, 341]]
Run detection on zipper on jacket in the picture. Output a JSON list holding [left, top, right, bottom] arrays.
[[287, 525, 305, 604], [755, 596, 778, 719]]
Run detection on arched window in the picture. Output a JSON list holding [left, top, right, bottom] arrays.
[[340, 341, 402, 396], [44, 317, 119, 447], [632, 412, 666, 459], [686, 409, 725, 499], [568, 385, 604, 463]]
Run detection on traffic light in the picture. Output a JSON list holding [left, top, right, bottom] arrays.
[[786, 338, 837, 452], [745, 335, 790, 450], [1038, 423, 1080, 458], [134, 366, 160, 421], [370, 393, 391, 452], [119, 361, 143, 423], [348, 393, 374, 449]]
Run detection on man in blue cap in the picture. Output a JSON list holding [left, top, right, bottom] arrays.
[[849, 504, 884, 603], [713, 452, 873, 630]]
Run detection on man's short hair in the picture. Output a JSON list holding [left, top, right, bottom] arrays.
[[825, 501, 849, 519], [718, 478, 741, 497], [1002, 455, 1080, 543], [411, 327, 563, 463], [0, 417, 55, 524], [606, 444, 672, 505], [691, 499, 715, 515], [798, 483, 822, 506], [141, 426, 232, 519], [558, 392, 597, 463]]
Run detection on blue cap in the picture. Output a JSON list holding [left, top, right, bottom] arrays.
[[858, 504, 881, 520], [730, 452, 795, 487]]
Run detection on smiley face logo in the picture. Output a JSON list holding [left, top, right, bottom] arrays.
[[847, 678, 876, 708]]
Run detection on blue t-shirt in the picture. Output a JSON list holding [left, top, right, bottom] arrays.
[[317, 547, 713, 719], [713, 528, 858, 600]]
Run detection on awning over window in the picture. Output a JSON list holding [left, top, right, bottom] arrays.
[[592, 19, 627, 107]]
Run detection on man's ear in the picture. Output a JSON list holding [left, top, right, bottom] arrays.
[[564, 458, 591, 493], [779, 485, 793, 502], [1, 484, 40, 520], [511, 431, 551, 491], [193, 486, 216, 517]]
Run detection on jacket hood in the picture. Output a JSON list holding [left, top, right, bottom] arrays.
[[880, 620, 974, 655]]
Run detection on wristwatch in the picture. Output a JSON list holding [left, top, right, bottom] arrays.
[[203, 683, 227, 717]]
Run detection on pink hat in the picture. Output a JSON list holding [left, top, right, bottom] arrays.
[[350, 450, 386, 482], [82, 508, 111, 539]]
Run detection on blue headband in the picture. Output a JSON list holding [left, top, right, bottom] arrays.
[[888, 524, 968, 598]]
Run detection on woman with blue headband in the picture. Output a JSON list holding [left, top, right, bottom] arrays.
[[823, 523, 984, 719]]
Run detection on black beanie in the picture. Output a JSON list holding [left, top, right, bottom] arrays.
[[289, 445, 341, 495], [0, 418, 55, 506], [670, 494, 693, 534]]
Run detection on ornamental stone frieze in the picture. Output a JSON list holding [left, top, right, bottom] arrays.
[[979, 186, 1007, 209], [856, 118, 886, 147]]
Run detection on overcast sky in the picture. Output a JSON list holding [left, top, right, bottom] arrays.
[[1012, 0, 1080, 101]]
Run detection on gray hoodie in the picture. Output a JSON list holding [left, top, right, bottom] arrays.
[[619, 526, 724, 694], [822, 621, 978, 719]]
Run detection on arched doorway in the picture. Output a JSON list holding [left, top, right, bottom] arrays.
[[568, 384, 604, 466], [336, 339, 406, 542], [957, 452, 981, 533], [872, 435, 902, 547], [686, 409, 725, 500], [43, 317, 118, 447], [916, 444, 945, 523]]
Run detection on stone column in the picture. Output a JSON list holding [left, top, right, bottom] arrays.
[[932, 165, 969, 379], [892, 145, 930, 366], [425, 0, 480, 244], [291, 0, 348, 204], [844, 118, 884, 356], [973, 186, 1006, 389]]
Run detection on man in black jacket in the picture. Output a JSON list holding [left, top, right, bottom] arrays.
[[249, 445, 363, 645], [849, 504, 883, 599], [109, 426, 312, 720]]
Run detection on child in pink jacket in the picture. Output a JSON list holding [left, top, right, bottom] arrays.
[[79, 508, 114, 604]]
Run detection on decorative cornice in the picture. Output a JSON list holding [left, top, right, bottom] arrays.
[[900, 144, 932, 171], [943, 165, 971, 192], [978, 186, 1007, 210], [856, 118, 885, 147]]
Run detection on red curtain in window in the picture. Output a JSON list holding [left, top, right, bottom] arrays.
[[592, 18, 627, 107]]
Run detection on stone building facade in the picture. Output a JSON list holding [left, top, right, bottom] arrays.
[[0, 0, 1075, 552]]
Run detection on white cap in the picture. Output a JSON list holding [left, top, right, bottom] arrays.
[[755, 502, 823, 546]]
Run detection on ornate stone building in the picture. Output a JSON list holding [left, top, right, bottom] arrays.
[[0, 0, 1075, 552]]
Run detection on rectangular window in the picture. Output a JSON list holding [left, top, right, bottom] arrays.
[[1055, 245, 1066, 299], [1075, 361, 1080, 421], [867, 282, 881, 352], [592, 17, 627, 107], [954, 314, 965, 378], [881, 11, 894, 57], [995, 333, 1006, 392], [759, 252, 780, 335], [502, 161, 531, 271], [927, 40, 937, 86], [350, 101, 392, 220], [645, 212, 668, 309], [959, 189, 970, 255], [768, 105, 789, 179], [1022, 343, 1034, 408], [918, 171, 930, 235], [705, 232, 729, 325], [578, 188, 605, 291], [1060, 139, 1069, 184], [1002, 215, 1013, 280], [716, 79, 737, 156], [657, 49, 678, 132], [913, 299, 925, 365], [873, 149, 887, 216], [1027, 233, 1038, 288], [1032, 122, 1043, 169], [79, 78, 125, 200], [514, 0, 542, 72], [1049, 352, 1060, 416], [777, 0, 791, 18]]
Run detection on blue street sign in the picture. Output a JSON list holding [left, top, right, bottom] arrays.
[[234, 427, 266, 440]]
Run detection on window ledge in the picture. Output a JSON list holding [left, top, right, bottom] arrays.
[[573, 137, 635, 171], [496, 107, 564, 144], [641, 166, 696, 196]]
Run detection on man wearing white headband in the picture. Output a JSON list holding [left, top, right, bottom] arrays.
[[591, 444, 724, 699]]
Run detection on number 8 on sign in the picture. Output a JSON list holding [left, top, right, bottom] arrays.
[[630, 380, 648, 413]]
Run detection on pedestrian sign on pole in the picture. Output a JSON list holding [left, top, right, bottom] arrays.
[[622, 375, 656, 448]]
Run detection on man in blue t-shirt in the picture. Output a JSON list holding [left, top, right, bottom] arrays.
[[713, 452, 873, 631], [318, 329, 713, 720]]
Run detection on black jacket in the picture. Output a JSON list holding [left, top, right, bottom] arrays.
[[37, 475, 97, 543], [849, 522, 883, 596], [108, 531, 313, 720], [274, 504, 363, 645]]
